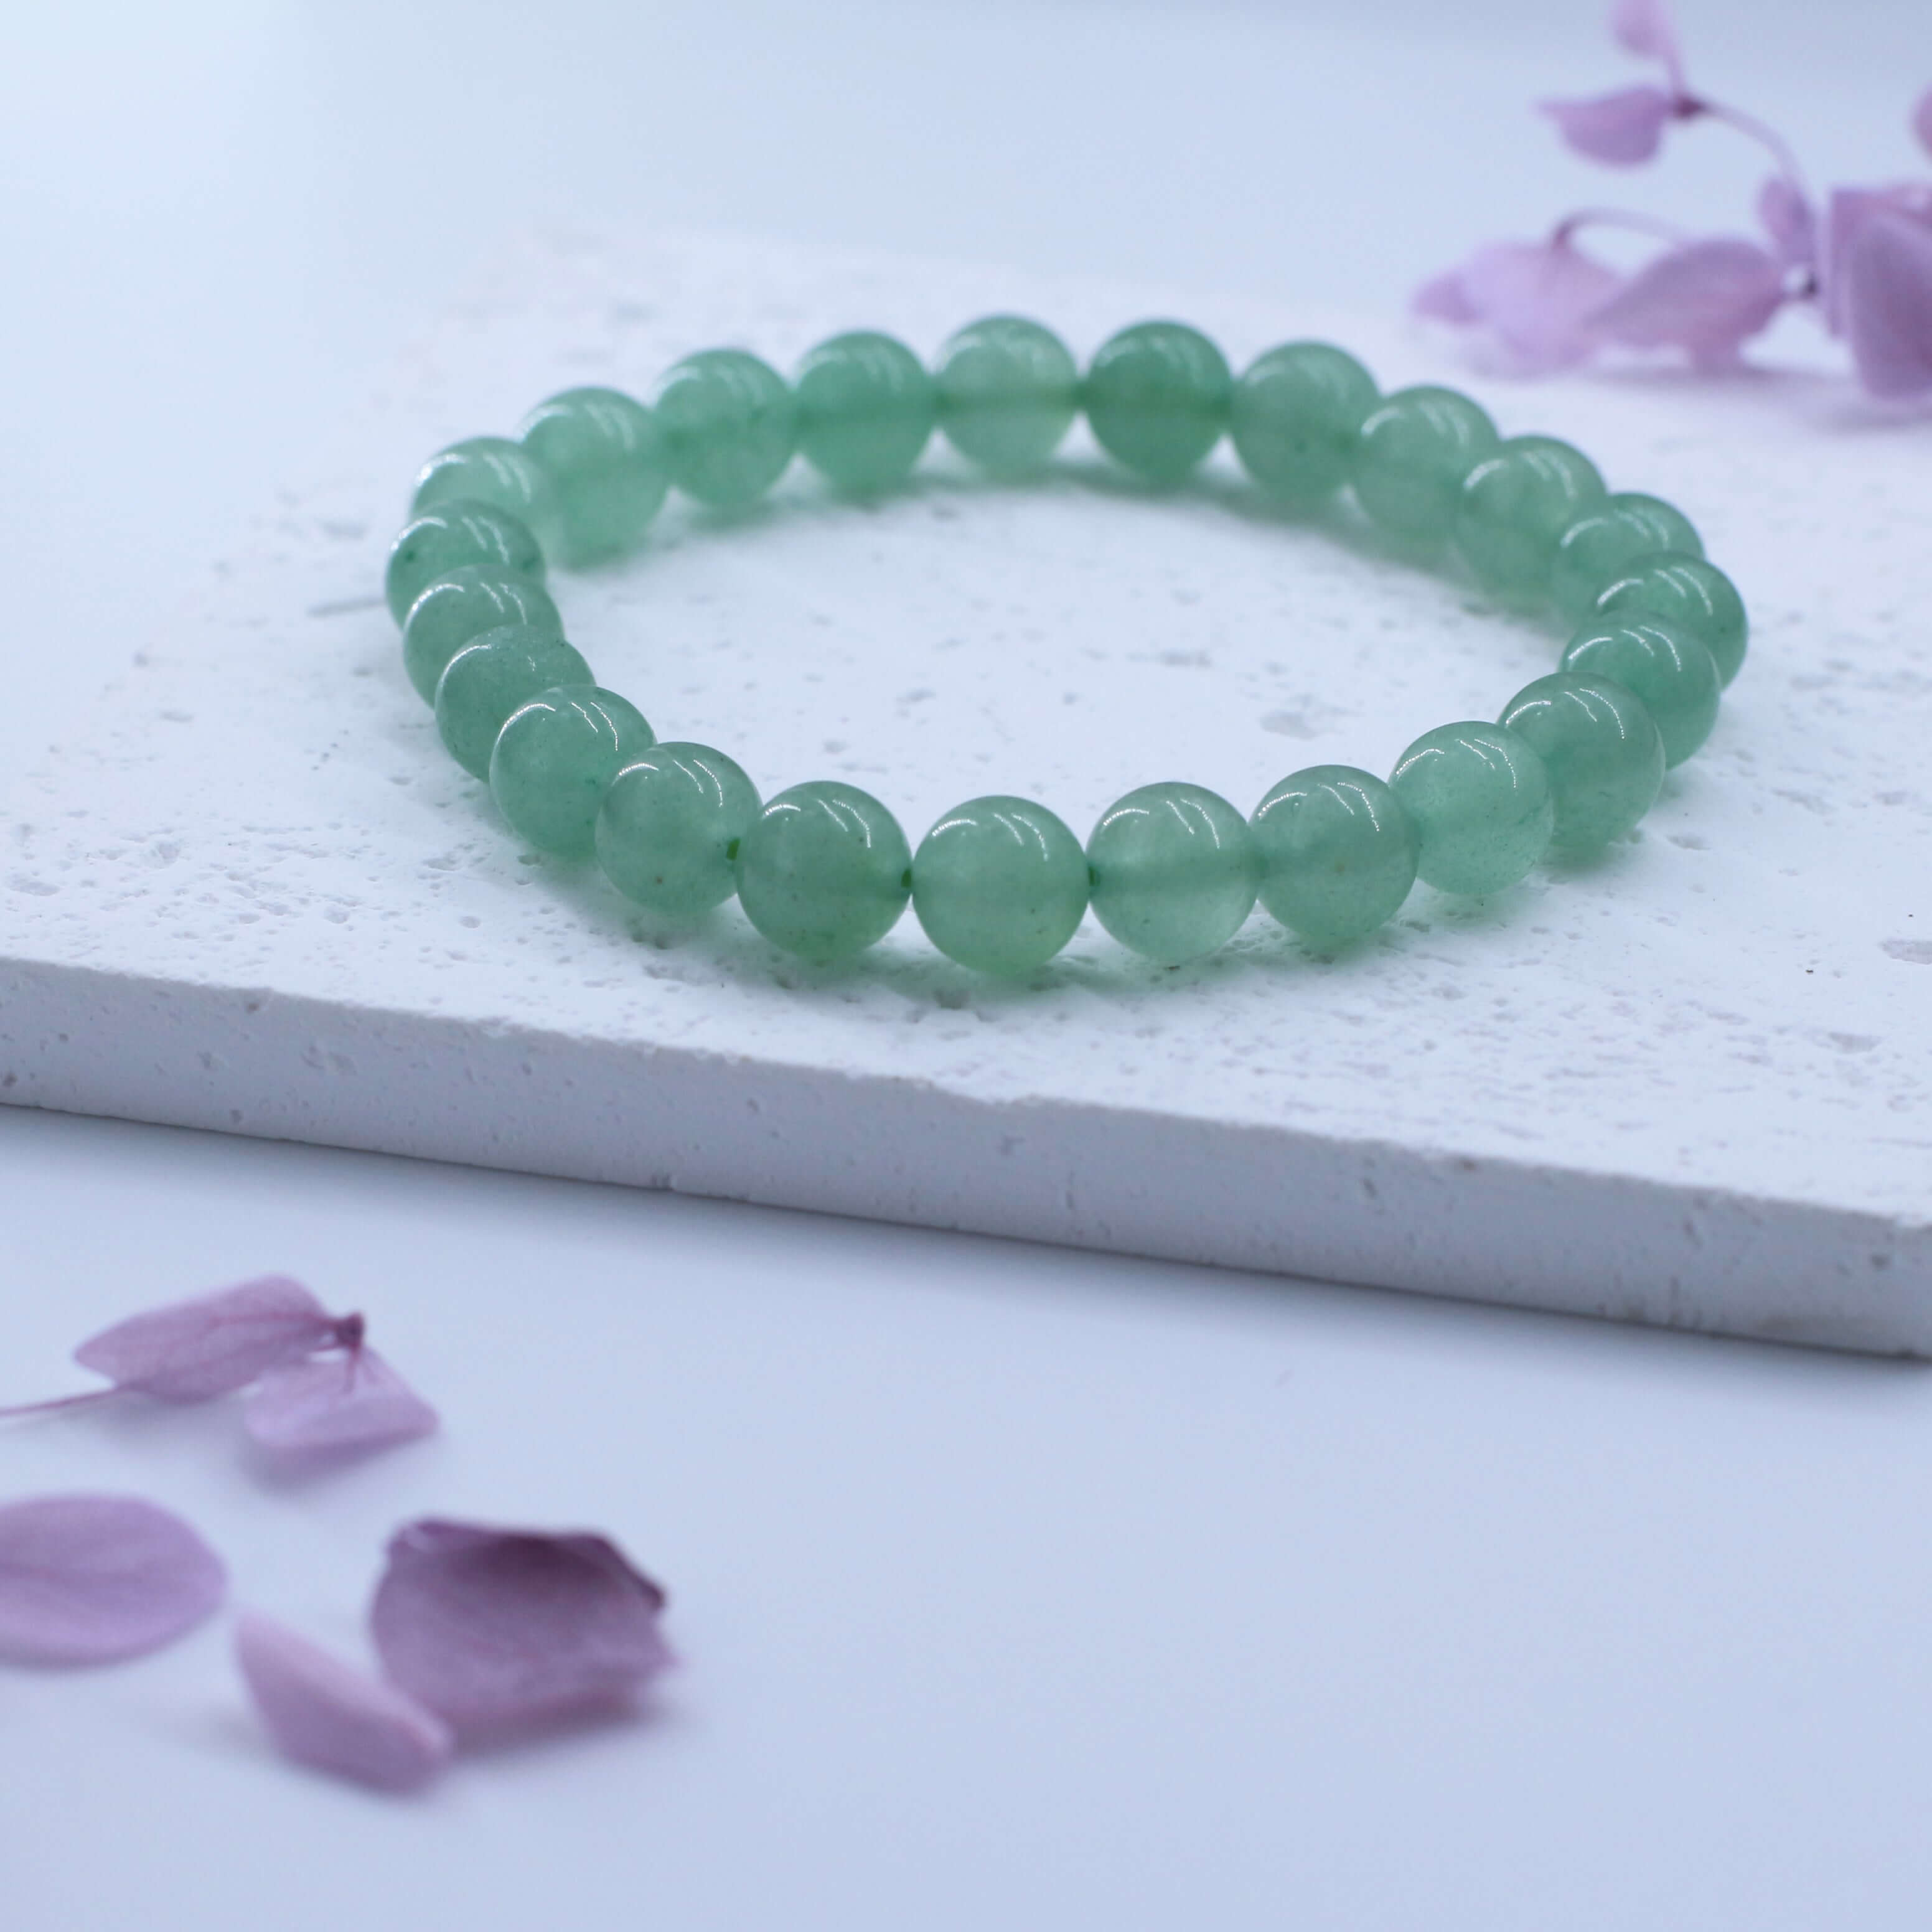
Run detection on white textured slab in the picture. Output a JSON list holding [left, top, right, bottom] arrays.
[[2, 228, 1928, 1351]]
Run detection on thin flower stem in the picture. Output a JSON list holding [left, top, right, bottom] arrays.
[[1687, 96, 1810, 199], [1553, 208, 1690, 248], [0, 1389, 119, 1422]]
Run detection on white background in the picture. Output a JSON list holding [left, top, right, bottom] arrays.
[[3, 2, 1931, 1925]]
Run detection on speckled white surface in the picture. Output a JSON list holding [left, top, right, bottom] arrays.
[[2, 228, 1928, 1348]]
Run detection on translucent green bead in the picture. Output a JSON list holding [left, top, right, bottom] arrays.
[[1082, 321, 1231, 486], [596, 742, 761, 923], [1593, 553, 1748, 688], [384, 501, 544, 626], [934, 316, 1079, 476], [1389, 722, 1554, 896], [1351, 386, 1499, 543], [488, 685, 654, 859], [1498, 673, 1664, 851], [1455, 435, 1605, 599], [735, 781, 912, 962], [1560, 617, 1720, 767], [912, 795, 1089, 976], [794, 331, 935, 495], [1250, 765, 1417, 947], [434, 625, 591, 781], [519, 387, 669, 565], [653, 349, 797, 509], [1550, 494, 1702, 624], [411, 438, 564, 560], [400, 568, 561, 705], [1229, 342, 1379, 508], [1087, 782, 1258, 965]]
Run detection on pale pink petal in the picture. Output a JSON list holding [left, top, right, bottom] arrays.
[[1913, 86, 1932, 161], [1540, 86, 1677, 167], [1838, 208, 1932, 398], [1758, 177, 1816, 269], [1588, 237, 1788, 365], [243, 1349, 439, 1461], [237, 1613, 452, 1792], [1823, 186, 1932, 335], [370, 1519, 672, 1737], [75, 1277, 339, 1401], [0, 1494, 225, 1664], [1456, 240, 1625, 372], [1412, 268, 1480, 325], [1611, 0, 1682, 75]]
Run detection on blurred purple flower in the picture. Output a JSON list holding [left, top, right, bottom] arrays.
[[244, 1349, 439, 1462], [74, 1277, 345, 1402], [1914, 85, 1932, 160], [1542, 86, 1682, 167], [1415, 237, 1624, 373], [1588, 237, 1789, 366], [1611, 0, 1684, 83], [1757, 177, 1816, 270], [1826, 190, 1932, 396]]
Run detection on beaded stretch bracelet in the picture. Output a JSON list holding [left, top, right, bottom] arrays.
[[383, 318, 1747, 976]]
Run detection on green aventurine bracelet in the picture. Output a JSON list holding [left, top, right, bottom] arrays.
[[384, 317, 1747, 977]]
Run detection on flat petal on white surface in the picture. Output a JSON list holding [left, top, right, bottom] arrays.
[[242, 1348, 439, 1459], [73, 1277, 335, 1400]]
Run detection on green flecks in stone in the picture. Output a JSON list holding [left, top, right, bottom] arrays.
[[911, 795, 1088, 976], [1250, 764, 1417, 947], [596, 742, 762, 923], [794, 331, 936, 495], [1082, 320, 1232, 487], [1498, 673, 1664, 851], [933, 316, 1079, 476], [653, 349, 797, 509], [1550, 494, 1702, 624], [735, 780, 912, 962], [1351, 386, 1499, 544], [1454, 435, 1606, 599], [519, 387, 670, 566], [401, 568, 561, 706], [1087, 781, 1257, 965], [1592, 552, 1748, 688], [1560, 617, 1720, 767], [410, 437, 564, 560], [383, 501, 544, 626], [1230, 342, 1379, 509], [433, 625, 592, 781], [488, 685, 654, 860], [1389, 721, 1554, 896]]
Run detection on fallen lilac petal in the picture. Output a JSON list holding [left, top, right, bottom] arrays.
[[1757, 176, 1815, 269], [1913, 86, 1932, 161], [1413, 238, 1621, 374], [1838, 207, 1932, 397], [1610, 0, 1682, 78], [1588, 236, 1787, 365], [370, 1519, 672, 1737], [237, 1613, 452, 1793], [0, 1494, 225, 1664], [1540, 86, 1677, 167], [243, 1348, 439, 1460], [75, 1277, 341, 1401]]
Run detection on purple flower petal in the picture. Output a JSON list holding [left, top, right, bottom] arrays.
[[243, 1348, 439, 1460], [75, 1277, 340, 1401], [1413, 239, 1622, 374], [237, 1612, 453, 1793], [1412, 268, 1481, 325], [1758, 176, 1816, 270], [0, 1494, 225, 1664], [370, 1519, 672, 1737], [1913, 86, 1932, 161], [1837, 206, 1932, 398], [1610, 0, 1682, 75], [1540, 86, 1678, 166], [1588, 236, 1788, 365], [1823, 186, 1932, 335]]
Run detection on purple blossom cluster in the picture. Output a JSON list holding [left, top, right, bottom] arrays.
[[1415, 0, 1932, 398]]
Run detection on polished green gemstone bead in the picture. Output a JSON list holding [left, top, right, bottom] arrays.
[[653, 349, 797, 509], [519, 387, 669, 566], [794, 331, 935, 495], [1229, 342, 1379, 508], [1560, 617, 1720, 767], [934, 316, 1079, 476], [911, 795, 1088, 976], [488, 685, 654, 860], [1455, 435, 1605, 599], [1082, 321, 1232, 486], [1087, 782, 1258, 965], [1389, 722, 1554, 896], [384, 501, 544, 626], [401, 568, 561, 705], [1593, 553, 1748, 688], [736, 781, 912, 962], [1351, 386, 1499, 543], [1498, 673, 1664, 851], [434, 625, 592, 781], [1550, 494, 1703, 624], [596, 742, 762, 923], [411, 438, 564, 560], [1249, 764, 1417, 947]]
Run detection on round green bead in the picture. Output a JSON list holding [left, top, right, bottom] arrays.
[[1229, 342, 1379, 508], [384, 501, 544, 626], [794, 331, 935, 495], [1455, 435, 1605, 599], [1250, 765, 1417, 947], [401, 568, 561, 705], [736, 781, 912, 962], [1087, 782, 1258, 965], [488, 685, 654, 860], [434, 625, 592, 781], [1550, 494, 1703, 624], [1560, 617, 1720, 768], [653, 349, 797, 509], [1351, 386, 1499, 543], [1082, 320, 1232, 486], [934, 316, 1079, 476], [1593, 553, 1748, 688], [1389, 722, 1554, 896], [519, 387, 669, 565], [596, 742, 762, 923], [912, 796, 1089, 976], [411, 438, 564, 560], [1498, 673, 1664, 851]]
